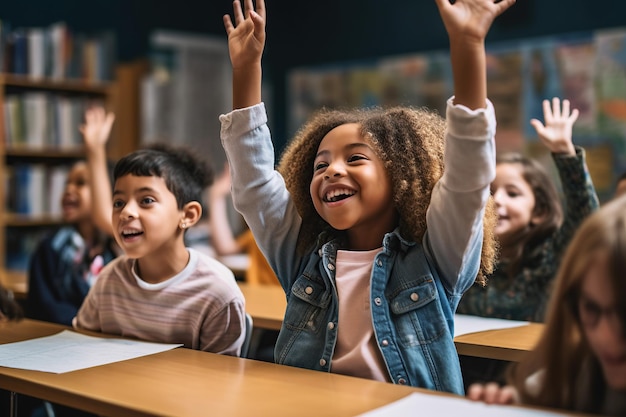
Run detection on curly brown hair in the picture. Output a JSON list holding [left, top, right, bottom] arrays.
[[278, 106, 497, 284]]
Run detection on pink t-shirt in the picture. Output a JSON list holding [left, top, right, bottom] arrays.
[[331, 248, 390, 382]]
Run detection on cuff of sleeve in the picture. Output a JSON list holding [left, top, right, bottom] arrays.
[[553, 145, 584, 170], [220, 103, 268, 140], [446, 97, 496, 141]]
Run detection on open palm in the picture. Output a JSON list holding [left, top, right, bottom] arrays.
[[436, 0, 516, 42], [223, 0, 266, 70]]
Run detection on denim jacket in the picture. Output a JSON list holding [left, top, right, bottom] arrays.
[[220, 99, 496, 394]]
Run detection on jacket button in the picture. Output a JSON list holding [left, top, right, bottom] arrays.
[[410, 292, 419, 302], [374, 297, 382, 306], [328, 322, 335, 330], [397, 378, 407, 385], [328, 263, 335, 270], [377, 259, 383, 267], [319, 358, 327, 366], [305, 286, 313, 295], [381, 339, 389, 347]]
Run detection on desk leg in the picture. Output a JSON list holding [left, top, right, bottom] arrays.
[[10, 391, 17, 417]]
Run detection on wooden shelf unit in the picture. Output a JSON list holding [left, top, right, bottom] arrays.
[[0, 74, 118, 298]]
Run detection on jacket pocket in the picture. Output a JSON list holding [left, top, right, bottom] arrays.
[[389, 276, 447, 346], [283, 274, 331, 333]]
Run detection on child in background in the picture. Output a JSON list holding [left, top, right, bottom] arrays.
[[458, 97, 599, 322], [220, 0, 512, 393], [208, 162, 279, 286], [74, 144, 246, 355], [467, 195, 626, 416], [26, 107, 119, 326]]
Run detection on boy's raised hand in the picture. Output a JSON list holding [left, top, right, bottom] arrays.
[[80, 107, 115, 152], [223, 0, 266, 71], [435, 0, 516, 43], [530, 97, 578, 156]]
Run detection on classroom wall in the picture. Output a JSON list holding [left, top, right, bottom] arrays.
[[2, 0, 625, 150]]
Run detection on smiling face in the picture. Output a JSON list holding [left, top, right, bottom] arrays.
[[112, 174, 184, 260], [491, 162, 538, 248], [61, 161, 92, 225], [310, 123, 397, 250], [579, 254, 626, 391]]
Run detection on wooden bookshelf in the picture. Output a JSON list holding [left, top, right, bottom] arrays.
[[0, 73, 114, 94], [0, 74, 118, 297]]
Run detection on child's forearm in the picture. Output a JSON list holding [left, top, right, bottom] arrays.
[[233, 65, 262, 110], [86, 146, 114, 236], [450, 39, 487, 110]]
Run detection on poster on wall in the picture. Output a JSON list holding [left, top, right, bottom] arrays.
[[287, 27, 626, 201], [596, 28, 626, 193]]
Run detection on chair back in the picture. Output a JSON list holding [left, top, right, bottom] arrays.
[[241, 312, 254, 358]]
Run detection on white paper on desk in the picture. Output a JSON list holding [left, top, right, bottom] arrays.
[[0, 330, 182, 373], [454, 314, 529, 337], [357, 392, 565, 416]]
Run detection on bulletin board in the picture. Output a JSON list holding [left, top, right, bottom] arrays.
[[288, 28, 626, 202]]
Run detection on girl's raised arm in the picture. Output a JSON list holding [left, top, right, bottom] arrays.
[[435, 0, 516, 109]]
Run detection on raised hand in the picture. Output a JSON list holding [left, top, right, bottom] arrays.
[[435, 0, 517, 43], [223, 0, 266, 71], [79, 107, 115, 152], [79, 106, 115, 236], [530, 97, 578, 156]]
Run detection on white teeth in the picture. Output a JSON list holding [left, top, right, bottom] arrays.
[[325, 188, 355, 202], [121, 229, 142, 236]]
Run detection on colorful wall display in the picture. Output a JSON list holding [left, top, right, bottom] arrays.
[[288, 28, 626, 201]]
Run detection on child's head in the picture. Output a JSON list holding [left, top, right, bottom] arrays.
[[512, 196, 626, 407], [491, 153, 562, 254], [62, 161, 92, 225], [112, 144, 213, 258], [279, 106, 497, 282], [558, 195, 626, 390]]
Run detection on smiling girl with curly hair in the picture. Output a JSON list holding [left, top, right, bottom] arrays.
[[220, 0, 513, 394]]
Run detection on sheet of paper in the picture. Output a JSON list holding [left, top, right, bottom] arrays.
[[0, 330, 182, 373], [357, 392, 565, 416], [454, 314, 529, 337]]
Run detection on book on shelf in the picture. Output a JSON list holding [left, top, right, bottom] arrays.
[[3, 93, 103, 149], [22, 92, 49, 148], [27, 27, 46, 79], [47, 165, 69, 218], [6, 163, 67, 217], [0, 20, 116, 82]]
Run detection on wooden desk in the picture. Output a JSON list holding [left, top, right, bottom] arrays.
[[0, 319, 438, 417], [238, 283, 543, 362], [454, 323, 543, 362], [238, 282, 286, 331], [0, 320, 593, 417]]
